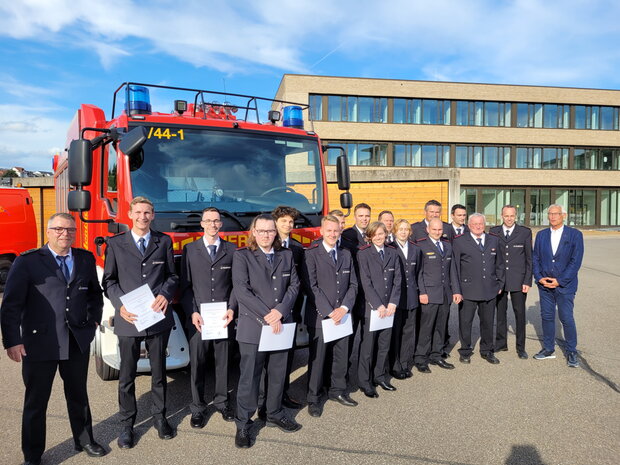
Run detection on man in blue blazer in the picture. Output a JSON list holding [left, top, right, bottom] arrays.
[[533, 204, 584, 368]]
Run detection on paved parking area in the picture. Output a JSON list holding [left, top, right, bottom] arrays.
[[1, 234, 619, 465]]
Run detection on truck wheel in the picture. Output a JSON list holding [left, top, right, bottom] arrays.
[[0, 258, 13, 292], [94, 332, 119, 381]]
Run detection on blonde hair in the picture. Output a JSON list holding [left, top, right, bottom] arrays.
[[365, 221, 388, 241]]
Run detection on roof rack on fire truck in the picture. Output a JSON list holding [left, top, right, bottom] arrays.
[[111, 82, 310, 125]]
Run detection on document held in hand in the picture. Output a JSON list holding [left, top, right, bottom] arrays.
[[119, 284, 165, 332], [258, 323, 296, 352], [321, 313, 353, 343], [369, 309, 394, 332], [200, 302, 229, 340]]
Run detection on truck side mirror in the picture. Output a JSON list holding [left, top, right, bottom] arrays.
[[336, 154, 350, 191], [340, 192, 352, 210], [68, 139, 93, 187], [120, 126, 148, 157], [68, 189, 91, 212]]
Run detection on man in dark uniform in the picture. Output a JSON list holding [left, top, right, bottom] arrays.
[[232, 214, 301, 448], [378, 210, 396, 245], [180, 207, 236, 429], [304, 215, 358, 417], [410, 200, 451, 242], [452, 213, 504, 364], [1, 213, 105, 465], [341, 202, 371, 251], [446, 204, 469, 242], [414, 219, 462, 373], [490, 205, 532, 359], [102, 196, 179, 449]]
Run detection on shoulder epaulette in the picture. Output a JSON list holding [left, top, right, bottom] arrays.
[[385, 243, 397, 249], [111, 231, 128, 239], [415, 237, 428, 243], [440, 237, 450, 243], [359, 244, 371, 250], [20, 248, 37, 255], [307, 242, 320, 249], [488, 231, 499, 237]]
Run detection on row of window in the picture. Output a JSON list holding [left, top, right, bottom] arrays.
[[309, 94, 620, 130], [323, 142, 620, 170], [461, 187, 620, 226]]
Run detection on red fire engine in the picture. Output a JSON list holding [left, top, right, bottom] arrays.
[[54, 83, 352, 380]]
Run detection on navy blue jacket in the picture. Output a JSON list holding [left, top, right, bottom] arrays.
[[533, 226, 583, 295]]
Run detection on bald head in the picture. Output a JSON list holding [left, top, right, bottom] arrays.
[[427, 218, 444, 241]]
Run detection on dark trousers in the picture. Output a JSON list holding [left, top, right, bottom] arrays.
[[347, 294, 365, 382], [358, 314, 392, 390], [390, 306, 417, 372], [22, 334, 94, 463], [236, 342, 287, 429], [307, 326, 349, 403], [458, 299, 495, 356], [118, 330, 171, 426], [496, 290, 527, 351], [415, 299, 450, 364], [539, 287, 577, 353], [189, 331, 229, 413]]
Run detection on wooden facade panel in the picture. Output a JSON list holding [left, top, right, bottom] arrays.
[[24, 186, 55, 247]]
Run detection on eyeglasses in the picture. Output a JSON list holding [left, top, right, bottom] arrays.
[[201, 219, 222, 225], [48, 227, 77, 234], [254, 229, 277, 235]]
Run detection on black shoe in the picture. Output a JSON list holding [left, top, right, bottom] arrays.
[[374, 380, 397, 391], [257, 407, 266, 421], [361, 387, 379, 398], [117, 427, 135, 449], [517, 350, 529, 360], [235, 428, 252, 449], [481, 353, 500, 364], [390, 370, 407, 380], [415, 364, 432, 374], [329, 393, 358, 407], [441, 351, 450, 359], [282, 394, 303, 409], [404, 369, 413, 378], [459, 355, 471, 364], [308, 403, 323, 417], [190, 412, 206, 429], [496, 346, 508, 352], [75, 442, 106, 457], [218, 405, 235, 422], [154, 418, 175, 439], [266, 416, 302, 432], [430, 359, 455, 370]]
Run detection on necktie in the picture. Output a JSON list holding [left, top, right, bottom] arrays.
[[330, 249, 337, 264], [138, 237, 146, 255], [476, 237, 484, 251], [505, 230, 510, 241], [266, 253, 274, 266], [379, 249, 385, 261], [57, 255, 70, 281], [436, 240, 444, 256], [283, 239, 288, 248], [456, 228, 462, 235], [208, 245, 217, 260]]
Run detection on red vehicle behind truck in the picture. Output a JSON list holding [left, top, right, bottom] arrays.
[[0, 187, 38, 291], [54, 82, 352, 380]]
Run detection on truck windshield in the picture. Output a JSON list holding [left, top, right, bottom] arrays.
[[129, 126, 323, 215]]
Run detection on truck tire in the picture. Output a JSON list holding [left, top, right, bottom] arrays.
[[94, 332, 119, 381], [0, 258, 13, 292]]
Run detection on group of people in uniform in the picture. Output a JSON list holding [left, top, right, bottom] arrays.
[[1, 195, 584, 463]]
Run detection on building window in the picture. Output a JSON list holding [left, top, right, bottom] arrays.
[[394, 144, 449, 167], [393, 98, 450, 125], [516, 103, 569, 129], [556, 189, 596, 226], [515, 147, 568, 169], [481, 188, 526, 225], [574, 148, 620, 170], [455, 146, 510, 168], [326, 95, 386, 123], [309, 94, 323, 121], [575, 105, 619, 130], [455, 101, 511, 127], [601, 190, 620, 226], [326, 142, 387, 166], [529, 188, 551, 226]]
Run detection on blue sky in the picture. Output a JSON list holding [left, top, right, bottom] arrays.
[[1, 0, 619, 170]]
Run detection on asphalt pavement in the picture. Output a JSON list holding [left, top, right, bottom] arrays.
[[1, 233, 618, 465]]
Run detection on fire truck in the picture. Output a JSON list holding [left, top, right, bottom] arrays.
[[55, 82, 352, 380]]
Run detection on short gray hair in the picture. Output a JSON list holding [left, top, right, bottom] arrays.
[[47, 212, 75, 228], [548, 204, 567, 214], [468, 212, 486, 225]]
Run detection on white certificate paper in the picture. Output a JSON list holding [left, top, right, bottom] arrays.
[[258, 323, 296, 352], [119, 284, 165, 332], [369, 310, 394, 332], [321, 313, 353, 343], [200, 302, 229, 340]]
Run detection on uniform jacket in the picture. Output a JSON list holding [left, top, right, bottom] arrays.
[[180, 238, 238, 335], [341, 226, 366, 254], [489, 224, 533, 291], [410, 220, 451, 242], [394, 240, 421, 309], [416, 238, 460, 304], [1, 246, 103, 361], [102, 230, 179, 337], [303, 240, 358, 329], [357, 244, 402, 314], [452, 233, 505, 301], [232, 247, 300, 344], [533, 226, 583, 295], [446, 224, 470, 243]]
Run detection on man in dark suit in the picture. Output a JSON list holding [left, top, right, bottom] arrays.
[[271, 205, 305, 409], [414, 219, 462, 373], [232, 214, 301, 448], [304, 215, 358, 417], [102, 196, 179, 449], [378, 210, 396, 245], [1, 213, 105, 465], [180, 207, 236, 429], [533, 204, 584, 368], [341, 203, 371, 252], [410, 200, 451, 242], [490, 205, 532, 359], [452, 213, 505, 364], [446, 204, 469, 242]]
